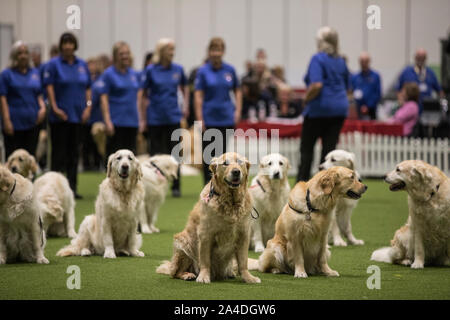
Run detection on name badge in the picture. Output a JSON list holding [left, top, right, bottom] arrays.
[[353, 89, 363, 100], [419, 82, 427, 92]]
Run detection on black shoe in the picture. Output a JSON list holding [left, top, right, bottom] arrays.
[[75, 193, 83, 200], [172, 189, 181, 198]]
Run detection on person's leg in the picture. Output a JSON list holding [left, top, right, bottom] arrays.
[[123, 127, 137, 154], [319, 117, 345, 164], [50, 122, 67, 173], [369, 108, 377, 120], [297, 117, 320, 182], [66, 123, 82, 196], [167, 124, 182, 195], [148, 125, 165, 155]]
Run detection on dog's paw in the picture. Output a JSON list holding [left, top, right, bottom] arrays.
[[0, 257, 6, 264], [254, 243, 265, 253], [68, 230, 77, 239], [103, 249, 117, 259], [150, 225, 160, 233], [349, 239, 364, 246], [37, 257, 49, 264], [324, 270, 339, 277], [294, 271, 308, 278], [271, 268, 281, 274], [132, 250, 145, 257], [400, 259, 412, 266], [243, 274, 261, 284], [333, 238, 347, 247], [411, 261, 424, 269], [180, 272, 197, 281], [81, 248, 92, 256], [141, 225, 153, 234], [196, 272, 211, 284]]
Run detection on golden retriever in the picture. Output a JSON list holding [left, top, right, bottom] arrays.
[[137, 154, 179, 234], [371, 160, 450, 268], [157, 152, 260, 284], [0, 165, 48, 264], [6, 149, 38, 180], [249, 153, 291, 252], [319, 150, 364, 246], [57, 149, 145, 258], [34, 172, 77, 238], [256, 167, 367, 278]]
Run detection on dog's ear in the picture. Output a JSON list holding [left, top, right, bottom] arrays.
[[283, 156, 291, 170], [209, 157, 219, 174], [0, 170, 12, 192], [5, 154, 13, 169], [134, 161, 143, 182], [106, 153, 115, 178], [347, 152, 355, 170], [319, 171, 336, 195], [29, 155, 38, 175]]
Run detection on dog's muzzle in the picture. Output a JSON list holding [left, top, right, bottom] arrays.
[[346, 185, 367, 199], [225, 169, 242, 188], [119, 165, 129, 179], [272, 171, 280, 179], [11, 166, 18, 173], [388, 181, 406, 191]]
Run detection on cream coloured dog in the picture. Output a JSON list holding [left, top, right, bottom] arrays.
[[319, 150, 364, 246], [57, 149, 145, 258], [6, 149, 38, 180], [255, 167, 367, 278], [0, 165, 48, 264], [137, 154, 179, 234], [371, 160, 450, 268], [157, 152, 260, 284], [249, 153, 291, 253], [34, 172, 77, 238]]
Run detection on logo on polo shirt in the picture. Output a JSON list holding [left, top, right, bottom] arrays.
[[31, 73, 39, 81], [78, 66, 86, 74], [224, 73, 232, 82], [44, 71, 50, 79], [172, 72, 180, 81]]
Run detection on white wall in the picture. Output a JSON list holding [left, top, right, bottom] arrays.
[[1, 0, 449, 91]]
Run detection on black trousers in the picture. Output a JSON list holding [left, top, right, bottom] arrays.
[[147, 124, 181, 191], [297, 116, 345, 182], [81, 124, 102, 171], [50, 122, 82, 193], [106, 126, 137, 160], [202, 126, 234, 185], [3, 126, 39, 159]]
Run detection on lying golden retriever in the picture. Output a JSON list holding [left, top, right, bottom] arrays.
[[371, 160, 450, 268], [0, 165, 48, 264], [57, 149, 145, 258], [255, 167, 367, 278], [6, 149, 38, 180], [157, 152, 260, 284]]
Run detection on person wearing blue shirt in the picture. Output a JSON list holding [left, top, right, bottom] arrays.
[[396, 48, 445, 111], [351, 52, 382, 120], [141, 39, 188, 197], [297, 27, 351, 182], [99, 41, 142, 158], [0, 41, 46, 158], [194, 37, 242, 185], [44, 33, 92, 199]]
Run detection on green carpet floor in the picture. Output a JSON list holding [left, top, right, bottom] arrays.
[[0, 173, 449, 300]]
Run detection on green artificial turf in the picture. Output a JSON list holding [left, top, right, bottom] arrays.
[[0, 173, 449, 300]]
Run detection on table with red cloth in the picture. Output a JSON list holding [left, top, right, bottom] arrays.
[[235, 119, 404, 137]]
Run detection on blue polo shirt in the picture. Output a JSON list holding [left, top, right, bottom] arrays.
[[195, 61, 239, 127], [97, 66, 140, 128], [0, 67, 42, 130], [351, 69, 382, 110], [142, 63, 186, 125], [43, 56, 91, 123], [303, 52, 350, 118], [88, 77, 103, 124]]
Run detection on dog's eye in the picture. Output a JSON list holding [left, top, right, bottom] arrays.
[[331, 158, 336, 162], [128, 156, 133, 161], [279, 161, 283, 166], [117, 156, 122, 161], [237, 159, 242, 164], [223, 160, 229, 166], [268, 161, 272, 166], [18, 157, 23, 162], [358, 178, 362, 182], [396, 167, 400, 172]]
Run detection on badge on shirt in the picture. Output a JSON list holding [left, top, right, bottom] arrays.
[[78, 66, 86, 74], [44, 71, 50, 79], [31, 73, 39, 81], [172, 72, 180, 81], [224, 72, 232, 82], [419, 82, 427, 92], [353, 89, 363, 100]]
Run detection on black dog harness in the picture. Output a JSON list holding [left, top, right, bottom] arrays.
[[288, 189, 318, 221], [256, 179, 266, 193], [10, 179, 16, 196], [150, 161, 167, 179]]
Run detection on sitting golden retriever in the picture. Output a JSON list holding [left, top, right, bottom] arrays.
[[157, 152, 260, 284], [57, 149, 145, 258], [371, 160, 450, 268], [0, 165, 48, 264], [255, 167, 367, 278], [6, 149, 38, 180]]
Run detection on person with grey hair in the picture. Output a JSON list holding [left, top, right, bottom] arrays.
[[296, 26, 351, 181], [0, 41, 46, 158]]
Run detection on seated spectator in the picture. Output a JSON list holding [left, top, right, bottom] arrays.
[[351, 52, 382, 120], [277, 84, 302, 118], [386, 82, 420, 136]]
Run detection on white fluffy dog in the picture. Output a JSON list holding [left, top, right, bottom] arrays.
[[371, 160, 450, 268], [0, 165, 48, 264], [34, 172, 77, 238], [6, 149, 38, 180], [249, 153, 291, 253], [137, 154, 179, 234], [319, 150, 364, 246], [57, 150, 145, 259]]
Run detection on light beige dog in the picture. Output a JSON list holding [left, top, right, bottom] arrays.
[[34, 172, 77, 238], [157, 152, 260, 284], [0, 166, 48, 264], [255, 167, 367, 278], [57, 150, 145, 258], [371, 160, 450, 268], [137, 154, 179, 234], [249, 153, 291, 252], [6, 149, 38, 180]]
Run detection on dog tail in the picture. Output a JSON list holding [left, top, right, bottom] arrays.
[[247, 258, 259, 271], [156, 261, 172, 275], [56, 241, 82, 257], [56, 215, 93, 257], [370, 247, 399, 264]]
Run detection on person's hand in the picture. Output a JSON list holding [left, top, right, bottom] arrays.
[[139, 120, 147, 134], [360, 105, 369, 115], [53, 107, 68, 121], [183, 107, 190, 120], [234, 111, 241, 125], [3, 119, 14, 136], [81, 107, 91, 124], [36, 108, 46, 125], [105, 120, 115, 136]]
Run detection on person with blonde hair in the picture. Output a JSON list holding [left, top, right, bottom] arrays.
[[141, 38, 188, 197], [98, 41, 142, 158], [297, 26, 351, 181], [0, 41, 46, 158]]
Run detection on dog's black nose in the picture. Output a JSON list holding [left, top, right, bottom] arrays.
[[383, 175, 387, 181], [121, 164, 129, 171], [318, 165, 324, 171], [231, 168, 240, 177], [273, 171, 280, 178], [364, 185, 368, 191], [11, 166, 17, 173]]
